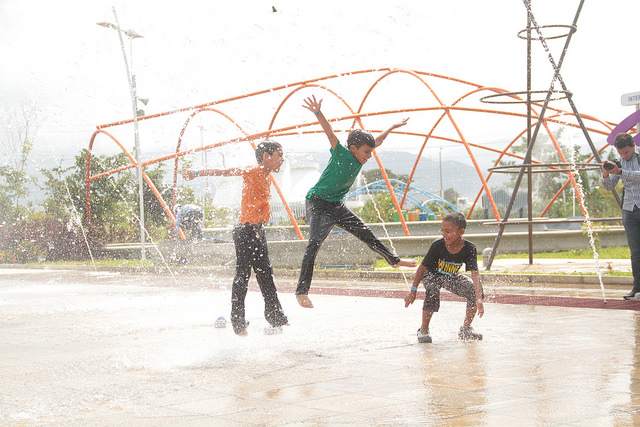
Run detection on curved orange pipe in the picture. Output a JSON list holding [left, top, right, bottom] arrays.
[[353, 69, 447, 235], [86, 128, 184, 239], [266, 83, 361, 239], [172, 107, 248, 208], [86, 69, 621, 246]]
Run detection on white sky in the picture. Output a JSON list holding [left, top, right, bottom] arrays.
[[1, 0, 639, 170]]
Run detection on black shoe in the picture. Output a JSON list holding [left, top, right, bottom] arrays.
[[624, 292, 640, 301]]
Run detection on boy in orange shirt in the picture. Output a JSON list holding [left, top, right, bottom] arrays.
[[182, 140, 288, 336]]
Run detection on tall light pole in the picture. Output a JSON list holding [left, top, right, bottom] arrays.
[[439, 147, 443, 199], [97, 8, 146, 260]]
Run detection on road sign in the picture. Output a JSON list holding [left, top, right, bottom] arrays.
[[621, 91, 640, 106]]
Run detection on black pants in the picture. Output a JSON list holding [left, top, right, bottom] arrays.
[[296, 197, 400, 295], [231, 223, 287, 334], [622, 205, 640, 295]]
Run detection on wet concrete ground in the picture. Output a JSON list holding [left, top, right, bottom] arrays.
[[1, 266, 640, 425]]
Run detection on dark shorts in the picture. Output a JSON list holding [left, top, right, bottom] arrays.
[[421, 271, 483, 312]]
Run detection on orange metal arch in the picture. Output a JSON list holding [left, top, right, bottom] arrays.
[[170, 107, 305, 240], [268, 83, 354, 131], [171, 107, 248, 209], [354, 69, 448, 235], [401, 86, 516, 220], [265, 81, 413, 235], [85, 128, 182, 238], [85, 68, 622, 247]]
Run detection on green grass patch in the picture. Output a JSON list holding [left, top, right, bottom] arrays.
[[488, 246, 630, 260], [372, 246, 631, 270]]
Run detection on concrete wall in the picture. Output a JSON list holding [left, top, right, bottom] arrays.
[[152, 226, 628, 269], [201, 218, 602, 242]]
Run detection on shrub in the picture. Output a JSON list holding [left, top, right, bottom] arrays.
[[0, 213, 105, 263], [0, 240, 46, 264]]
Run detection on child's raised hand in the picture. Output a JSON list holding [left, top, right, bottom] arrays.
[[302, 95, 322, 114], [390, 117, 410, 130]]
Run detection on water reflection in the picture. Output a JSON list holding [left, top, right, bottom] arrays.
[[417, 342, 487, 422]]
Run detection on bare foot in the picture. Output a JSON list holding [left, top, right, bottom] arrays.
[[296, 294, 314, 308], [394, 258, 418, 268], [236, 329, 248, 336]]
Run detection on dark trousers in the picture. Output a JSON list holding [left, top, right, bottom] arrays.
[[231, 223, 287, 334], [623, 205, 640, 294], [295, 197, 401, 295]]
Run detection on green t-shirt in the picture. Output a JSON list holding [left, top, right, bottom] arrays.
[[306, 142, 362, 202]]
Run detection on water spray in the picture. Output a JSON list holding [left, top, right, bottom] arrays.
[[569, 160, 607, 303], [62, 179, 97, 272], [91, 156, 179, 286], [361, 174, 411, 288]]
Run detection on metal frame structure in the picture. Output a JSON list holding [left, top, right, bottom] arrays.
[[481, 0, 619, 270], [85, 67, 623, 242]]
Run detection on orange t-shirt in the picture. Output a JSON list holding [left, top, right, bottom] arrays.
[[238, 166, 271, 224]]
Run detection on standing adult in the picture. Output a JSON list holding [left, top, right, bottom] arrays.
[[602, 133, 640, 300]]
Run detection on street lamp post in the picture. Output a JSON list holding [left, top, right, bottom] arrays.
[[97, 8, 146, 260], [439, 147, 443, 199]]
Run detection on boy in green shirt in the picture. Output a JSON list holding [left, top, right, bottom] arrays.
[[296, 95, 418, 308]]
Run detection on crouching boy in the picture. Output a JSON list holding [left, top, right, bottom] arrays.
[[404, 212, 484, 343]]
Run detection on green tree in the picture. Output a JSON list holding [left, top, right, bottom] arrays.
[[41, 149, 187, 243], [357, 193, 397, 223], [443, 187, 459, 205], [0, 103, 40, 224], [588, 185, 623, 219], [496, 128, 605, 218], [203, 204, 234, 228], [0, 166, 30, 224], [362, 168, 408, 184]]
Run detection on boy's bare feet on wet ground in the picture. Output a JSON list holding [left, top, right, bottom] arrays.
[[296, 294, 314, 308]]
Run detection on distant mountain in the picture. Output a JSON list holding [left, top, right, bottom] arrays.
[[379, 151, 508, 199], [292, 150, 508, 201], [23, 147, 507, 208]]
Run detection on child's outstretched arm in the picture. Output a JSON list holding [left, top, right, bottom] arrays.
[[375, 117, 409, 148], [303, 95, 339, 150], [182, 168, 242, 181]]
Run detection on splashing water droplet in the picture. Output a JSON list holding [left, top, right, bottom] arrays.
[[569, 164, 606, 302]]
